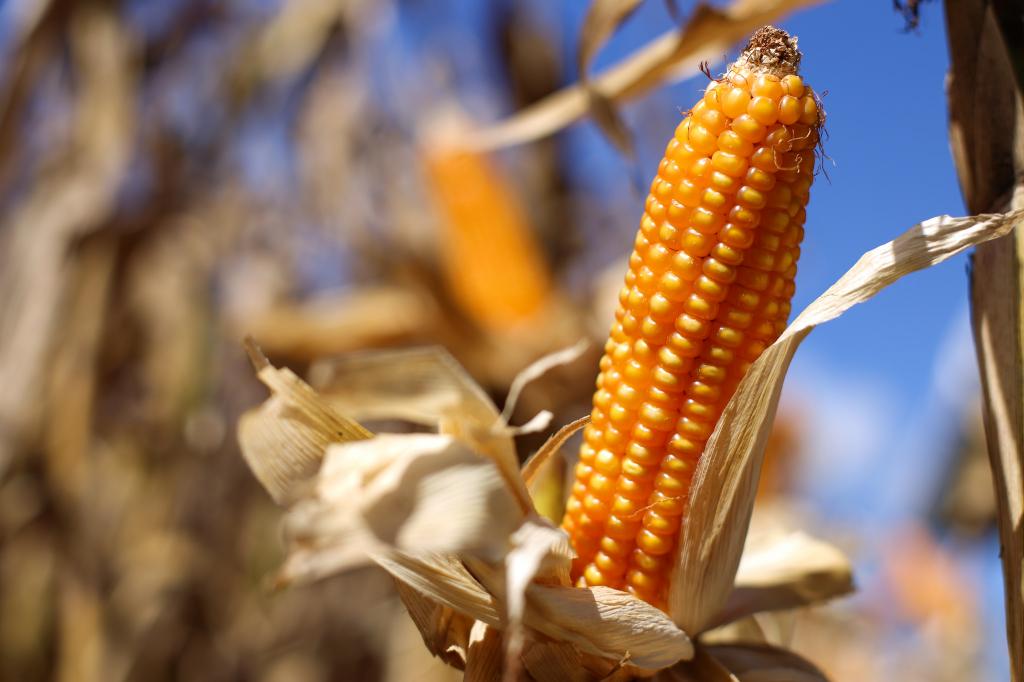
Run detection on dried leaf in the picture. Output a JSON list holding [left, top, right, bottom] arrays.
[[671, 209, 1023, 633], [521, 641, 592, 682], [703, 644, 829, 681], [384, 551, 692, 672], [465, 621, 504, 682], [309, 346, 534, 514], [946, 4, 1024, 679], [278, 434, 522, 582], [522, 415, 590, 487], [944, 0, 1024, 215], [500, 339, 588, 424], [714, 532, 853, 626], [376, 553, 503, 628], [501, 519, 575, 679], [234, 287, 437, 361], [393, 580, 474, 670], [525, 584, 693, 670], [578, 0, 646, 84], [586, 89, 637, 158], [237, 354, 372, 504], [663, 643, 828, 681], [464, 0, 823, 151], [657, 646, 736, 682], [0, 3, 134, 472]]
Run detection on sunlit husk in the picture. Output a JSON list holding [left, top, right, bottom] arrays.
[[278, 434, 522, 582], [309, 346, 534, 513], [237, 351, 371, 504], [237, 206, 1024, 679], [669, 209, 1023, 632]]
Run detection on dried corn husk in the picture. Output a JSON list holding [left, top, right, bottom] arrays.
[[239, 206, 1020, 680]]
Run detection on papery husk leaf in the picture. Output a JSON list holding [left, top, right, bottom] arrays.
[[393, 580, 474, 671], [712, 531, 853, 627], [496, 410, 554, 438], [502, 518, 575, 679], [463, 0, 823, 151], [946, 3, 1024, 679], [521, 641, 593, 682], [238, 349, 372, 504], [699, 614, 770, 647], [670, 209, 1023, 633], [500, 339, 588, 423], [309, 346, 533, 514], [392, 552, 692, 672], [525, 584, 693, 670], [278, 434, 521, 582], [377, 552, 504, 627], [309, 346, 496, 427], [522, 415, 590, 487], [508, 516, 574, 589], [465, 621, 505, 682], [702, 610, 798, 650]]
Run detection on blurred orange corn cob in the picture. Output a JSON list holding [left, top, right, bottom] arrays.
[[561, 26, 822, 609], [424, 146, 552, 333]]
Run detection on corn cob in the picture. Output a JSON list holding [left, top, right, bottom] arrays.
[[424, 146, 552, 332], [561, 26, 822, 609]]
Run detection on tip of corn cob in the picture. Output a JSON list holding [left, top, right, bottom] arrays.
[[737, 26, 801, 76]]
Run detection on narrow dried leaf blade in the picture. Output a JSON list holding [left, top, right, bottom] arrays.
[[501, 339, 588, 423], [670, 210, 1023, 632], [495, 517, 575, 677], [464, 0, 823, 151], [522, 415, 590, 487], [578, 0, 646, 82]]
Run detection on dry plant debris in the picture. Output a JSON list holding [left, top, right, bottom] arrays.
[[463, 0, 825, 152], [239, 195, 1022, 678]]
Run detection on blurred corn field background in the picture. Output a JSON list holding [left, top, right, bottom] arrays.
[[0, 0, 1020, 680]]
